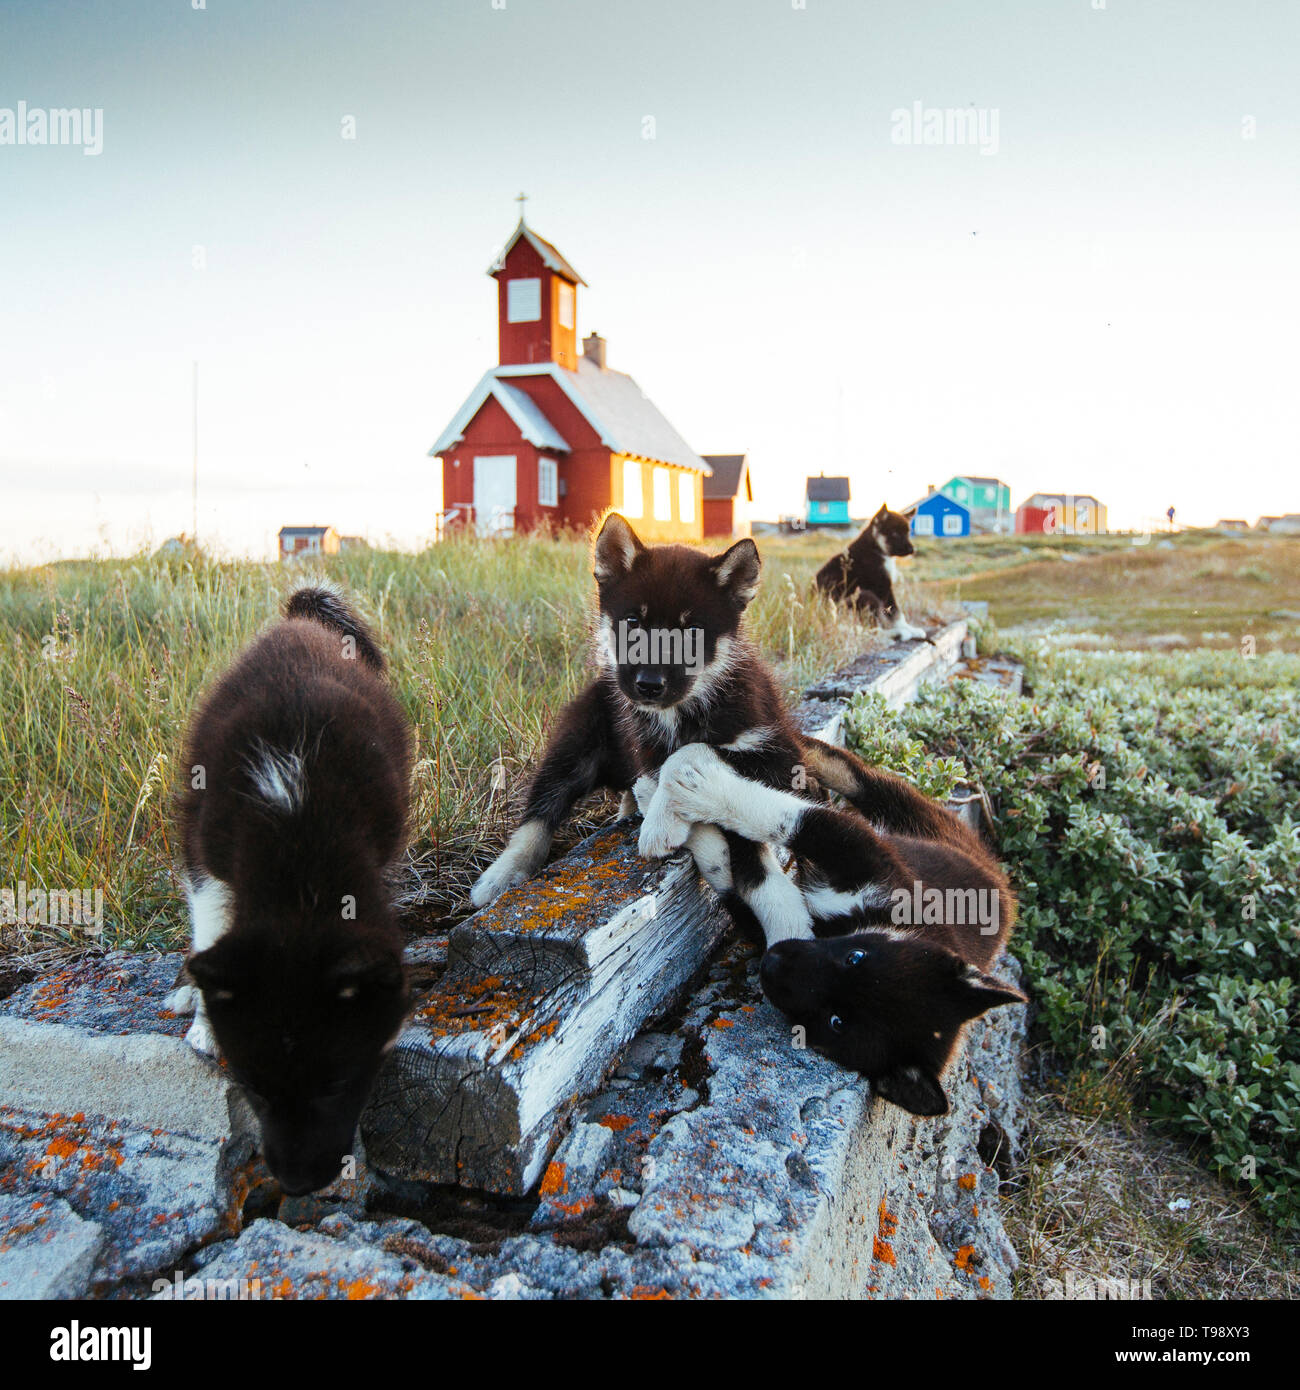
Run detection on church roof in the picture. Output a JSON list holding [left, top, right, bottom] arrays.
[[429, 361, 710, 474], [489, 220, 587, 285]]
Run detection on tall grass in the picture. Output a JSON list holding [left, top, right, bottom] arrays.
[[0, 531, 888, 954]]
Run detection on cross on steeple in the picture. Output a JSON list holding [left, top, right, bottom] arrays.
[[515, 191, 528, 222]]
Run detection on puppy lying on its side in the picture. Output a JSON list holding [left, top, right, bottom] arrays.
[[165, 587, 412, 1194], [639, 740, 1025, 1117], [814, 504, 927, 641]]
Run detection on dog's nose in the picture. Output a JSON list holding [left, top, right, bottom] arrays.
[[635, 670, 667, 700]]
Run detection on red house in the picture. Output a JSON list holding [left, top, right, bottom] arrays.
[[701, 454, 753, 539], [430, 218, 710, 541]]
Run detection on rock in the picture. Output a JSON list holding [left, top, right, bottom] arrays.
[[0, 1105, 256, 1290], [0, 951, 254, 1143], [530, 1121, 615, 1227], [0, 1194, 104, 1300]]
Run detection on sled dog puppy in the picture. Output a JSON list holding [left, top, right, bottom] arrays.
[[472, 513, 826, 944], [814, 504, 927, 641], [640, 739, 1025, 1117], [166, 587, 412, 1194]]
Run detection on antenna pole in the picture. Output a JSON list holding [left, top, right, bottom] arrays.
[[191, 361, 198, 545]]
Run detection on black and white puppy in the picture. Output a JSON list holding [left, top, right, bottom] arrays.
[[471, 513, 817, 943], [815, 504, 927, 641], [639, 739, 1025, 1117], [165, 587, 412, 1194]]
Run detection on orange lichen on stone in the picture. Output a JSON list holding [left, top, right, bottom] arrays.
[[539, 1161, 568, 1198], [872, 1238, 896, 1265], [552, 1196, 594, 1218], [978, 1275, 992, 1291], [341, 1276, 382, 1300], [957, 1172, 977, 1191], [711, 1018, 734, 1029], [629, 1285, 673, 1300], [877, 1200, 898, 1240], [597, 1114, 634, 1132], [954, 1244, 976, 1271]]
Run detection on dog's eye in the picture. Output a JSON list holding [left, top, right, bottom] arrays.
[[827, 1014, 845, 1034], [845, 950, 866, 967]]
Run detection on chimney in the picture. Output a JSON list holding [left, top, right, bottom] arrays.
[[583, 332, 607, 370], [927, 483, 935, 494]]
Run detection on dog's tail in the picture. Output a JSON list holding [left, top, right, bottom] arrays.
[[285, 586, 386, 672]]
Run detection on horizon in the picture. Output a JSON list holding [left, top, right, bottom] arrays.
[[2, 0, 1297, 565]]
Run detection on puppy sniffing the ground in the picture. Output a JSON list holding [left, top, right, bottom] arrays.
[[814, 504, 927, 641], [471, 513, 820, 944], [165, 587, 412, 1195], [640, 739, 1025, 1117]]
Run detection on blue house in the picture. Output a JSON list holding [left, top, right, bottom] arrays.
[[907, 491, 970, 539], [805, 475, 851, 527]]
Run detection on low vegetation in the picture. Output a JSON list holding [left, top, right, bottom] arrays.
[[845, 646, 1300, 1234]]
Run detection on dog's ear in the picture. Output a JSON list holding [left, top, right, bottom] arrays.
[[952, 962, 1027, 1019], [709, 538, 761, 609], [873, 504, 889, 521], [593, 513, 644, 583], [875, 1065, 948, 1117]]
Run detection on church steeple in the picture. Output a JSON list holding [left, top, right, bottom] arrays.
[[488, 209, 585, 371]]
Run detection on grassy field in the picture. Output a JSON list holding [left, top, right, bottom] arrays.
[[2, 525, 1293, 962], [921, 530, 1300, 652], [0, 528, 910, 960]]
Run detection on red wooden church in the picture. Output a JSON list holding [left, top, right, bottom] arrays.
[[430, 216, 711, 541]]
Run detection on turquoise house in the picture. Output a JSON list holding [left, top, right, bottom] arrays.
[[805, 475, 851, 527], [939, 475, 1011, 533]]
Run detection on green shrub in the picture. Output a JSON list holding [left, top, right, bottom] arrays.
[[845, 647, 1300, 1230]]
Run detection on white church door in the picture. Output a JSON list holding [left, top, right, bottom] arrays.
[[473, 455, 517, 537]]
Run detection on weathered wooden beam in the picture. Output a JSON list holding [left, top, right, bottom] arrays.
[[363, 622, 971, 1196], [362, 826, 729, 1194]]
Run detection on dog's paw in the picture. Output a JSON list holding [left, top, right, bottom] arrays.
[[471, 862, 525, 908], [162, 984, 198, 1016], [617, 789, 638, 819], [638, 793, 692, 859], [655, 743, 731, 824], [891, 622, 928, 642], [631, 772, 659, 817], [185, 1013, 220, 1060]]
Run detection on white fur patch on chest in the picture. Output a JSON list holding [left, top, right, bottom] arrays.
[[884, 556, 900, 585], [186, 875, 234, 953]]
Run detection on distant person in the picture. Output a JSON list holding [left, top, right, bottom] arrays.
[[1167, 506, 1176, 530]]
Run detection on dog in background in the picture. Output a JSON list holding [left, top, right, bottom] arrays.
[[814, 504, 927, 641], [638, 738, 1025, 1117], [165, 586, 412, 1195]]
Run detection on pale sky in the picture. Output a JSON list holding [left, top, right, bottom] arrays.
[[2, 0, 1297, 563]]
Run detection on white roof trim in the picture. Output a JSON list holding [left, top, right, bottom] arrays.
[[492, 380, 570, 451], [430, 363, 710, 473], [427, 371, 570, 455], [487, 221, 587, 286]]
